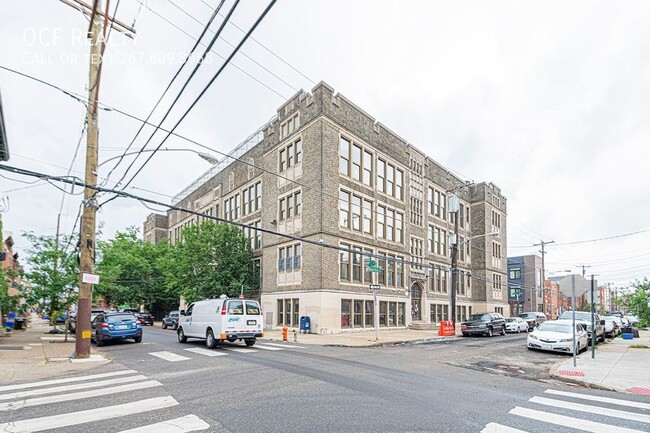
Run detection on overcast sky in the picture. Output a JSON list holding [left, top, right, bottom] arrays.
[[1, 0, 649, 288]]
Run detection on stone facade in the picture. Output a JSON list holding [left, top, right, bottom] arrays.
[[163, 82, 509, 333], [143, 213, 169, 245]]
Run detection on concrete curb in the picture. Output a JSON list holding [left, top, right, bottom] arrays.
[[323, 336, 460, 348], [548, 359, 622, 394]]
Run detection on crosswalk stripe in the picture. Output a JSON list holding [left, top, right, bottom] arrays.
[[481, 422, 529, 433], [255, 344, 284, 351], [0, 370, 137, 392], [149, 351, 191, 362], [510, 406, 646, 433], [117, 414, 210, 432], [261, 343, 306, 349], [184, 348, 228, 357], [0, 375, 148, 401], [0, 380, 162, 411], [223, 347, 258, 353], [529, 396, 650, 424], [544, 389, 650, 410], [0, 396, 178, 433]]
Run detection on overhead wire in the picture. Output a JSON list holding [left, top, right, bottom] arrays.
[[101, 0, 226, 188], [107, 0, 241, 194]]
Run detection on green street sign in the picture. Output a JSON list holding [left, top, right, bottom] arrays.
[[367, 259, 382, 273]]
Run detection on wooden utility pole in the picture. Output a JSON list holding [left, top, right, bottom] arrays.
[[75, 1, 102, 358], [534, 240, 554, 316]]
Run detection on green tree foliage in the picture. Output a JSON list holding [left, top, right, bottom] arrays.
[[95, 227, 174, 313], [629, 278, 650, 325], [22, 232, 78, 322], [165, 221, 254, 303]]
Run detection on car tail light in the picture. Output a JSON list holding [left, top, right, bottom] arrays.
[[101, 323, 108, 328], [221, 305, 227, 315], [136, 320, 142, 325]]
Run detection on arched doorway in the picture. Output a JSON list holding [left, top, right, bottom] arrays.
[[411, 282, 422, 321]]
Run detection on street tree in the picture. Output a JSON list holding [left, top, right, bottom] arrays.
[[22, 231, 78, 324], [165, 221, 254, 303], [629, 278, 650, 325], [95, 227, 174, 313]]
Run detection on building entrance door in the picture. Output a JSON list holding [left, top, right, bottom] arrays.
[[411, 283, 422, 320]]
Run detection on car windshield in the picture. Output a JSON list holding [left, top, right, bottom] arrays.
[[468, 314, 491, 321], [105, 314, 137, 323], [170, 312, 179, 317], [505, 318, 517, 322], [518, 313, 536, 319], [537, 323, 572, 334], [558, 311, 591, 321]]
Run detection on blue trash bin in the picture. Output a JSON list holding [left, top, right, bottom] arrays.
[[299, 316, 311, 334]]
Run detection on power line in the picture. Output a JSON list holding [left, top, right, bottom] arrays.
[[104, 0, 278, 205], [554, 229, 650, 246], [108, 0, 236, 192], [101, 0, 226, 188]]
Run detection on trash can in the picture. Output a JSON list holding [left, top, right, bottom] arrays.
[[299, 316, 311, 334], [13, 319, 24, 330], [5, 312, 16, 330]]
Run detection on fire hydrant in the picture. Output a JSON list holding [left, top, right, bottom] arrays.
[[282, 325, 288, 341]]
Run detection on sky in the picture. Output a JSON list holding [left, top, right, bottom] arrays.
[[1, 0, 649, 289]]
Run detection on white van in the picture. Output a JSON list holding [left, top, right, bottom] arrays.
[[177, 297, 263, 348]]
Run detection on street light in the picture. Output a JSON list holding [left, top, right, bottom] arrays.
[[99, 147, 219, 167], [449, 230, 499, 328]]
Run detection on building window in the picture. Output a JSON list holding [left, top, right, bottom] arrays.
[[363, 150, 373, 187], [340, 189, 373, 235], [279, 137, 302, 173], [341, 300, 351, 328], [354, 300, 363, 327], [409, 237, 424, 271], [244, 220, 262, 250], [509, 268, 521, 279], [352, 247, 362, 283], [278, 243, 301, 273], [280, 112, 299, 138], [491, 210, 501, 230], [340, 247, 350, 281], [377, 204, 403, 243], [277, 298, 299, 326], [339, 137, 350, 176], [377, 159, 385, 193], [365, 301, 374, 327], [430, 304, 449, 323], [279, 190, 301, 221], [379, 301, 387, 327], [493, 273, 503, 299], [492, 241, 502, 268], [352, 144, 362, 181], [241, 181, 261, 217], [340, 135, 374, 187]]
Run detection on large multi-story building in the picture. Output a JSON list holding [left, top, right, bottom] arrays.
[[507, 255, 543, 316], [143, 213, 169, 245], [163, 82, 508, 333]]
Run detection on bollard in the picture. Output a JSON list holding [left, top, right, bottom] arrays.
[[282, 325, 288, 341], [293, 329, 297, 343]]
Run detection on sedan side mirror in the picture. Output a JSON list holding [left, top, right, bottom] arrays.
[[180, 310, 185, 316], [600, 320, 605, 325]]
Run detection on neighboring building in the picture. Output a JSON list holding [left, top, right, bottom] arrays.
[[0, 88, 9, 161], [1, 233, 23, 300], [163, 82, 508, 333], [507, 255, 542, 316], [543, 279, 565, 319], [143, 213, 169, 245], [596, 285, 610, 314]]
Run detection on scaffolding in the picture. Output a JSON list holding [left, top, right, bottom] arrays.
[[172, 118, 274, 205]]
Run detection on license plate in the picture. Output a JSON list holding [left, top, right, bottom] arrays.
[[118, 325, 127, 330], [542, 344, 552, 350], [247, 320, 256, 326]]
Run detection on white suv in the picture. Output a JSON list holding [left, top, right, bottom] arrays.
[[557, 311, 605, 343]]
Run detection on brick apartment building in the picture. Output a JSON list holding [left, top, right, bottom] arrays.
[[153, 82, 508, 333]]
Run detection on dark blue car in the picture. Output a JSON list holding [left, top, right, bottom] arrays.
[[91, 312, 142, 346]]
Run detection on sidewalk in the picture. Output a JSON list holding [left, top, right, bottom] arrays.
[[550, 329, 650, 395], [0, 317, 109, 384], [261, 327, 458, 347]]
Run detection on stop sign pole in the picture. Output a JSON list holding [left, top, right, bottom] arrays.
[[368, 259, 381, 341]]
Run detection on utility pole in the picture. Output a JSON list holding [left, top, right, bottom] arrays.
[[75, 2, 102, 358], [450, 196, 460, 328], [577, 264, 591, 278], [534, 240, 554, 316]]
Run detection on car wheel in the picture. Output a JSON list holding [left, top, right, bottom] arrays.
[[96, 332, 104, 347], [206, 329, 216, 349], [244, 339, 256, 347], [487, 327, 493, 337], [177, 327, 187, 343], [134, 336, 142, 343], [162, 322, 167, 330], [500, 326, 506, 336], [172, 323, 178, 331]]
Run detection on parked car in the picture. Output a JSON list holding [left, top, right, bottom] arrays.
[[136, 312, 155, 326], [177, 297, 263, 348], [518, 312, 547, 331], [69, 309, 105, 334], [505, 317, 529, 333], [557, 311, 605, 343], [601, 316, 621, 338], [527, 320, 588, 355], [461, 313, 506, 337], [162, 311, 180, 330], [625, 315, 640, 326], [91, 312, 142, 346]]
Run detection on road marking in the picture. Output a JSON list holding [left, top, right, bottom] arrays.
[[510, 406, 646, 433], [0, 375, 148, 401], [40, 336, 75, 341], [530, 396, 650, 424], [261, 343, 306, 349], [544, 389, 650, 410], [0, 370, 137, 392], [184, 348, 228, 357], [481, 423, 529, 433], [118, 414, 210, 432], [255, 344, 284, 351], [0, 380, 162, 411], [223, 347, 258, 353], [149, 351, 191, 362], [0, 396, 178, 433]]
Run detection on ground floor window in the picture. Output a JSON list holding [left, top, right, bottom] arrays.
[[341, 300, 352, 328], [364, 301, 374, 327], [341, 299, 405, 328], [494, 306, 504, 315], [277, 298, 299, 327], [456, 305, 472, 322], [379, 301, 387, 326], [430, 303, 449, 323]]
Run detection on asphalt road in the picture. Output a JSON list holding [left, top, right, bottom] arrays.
[[1, 326, 649, 433]]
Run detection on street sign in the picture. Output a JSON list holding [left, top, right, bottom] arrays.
[[367, 260, 382, 273], [369, 284, 381, 291], [82, 273, 100, 284], [558, 274, 589, 297]]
